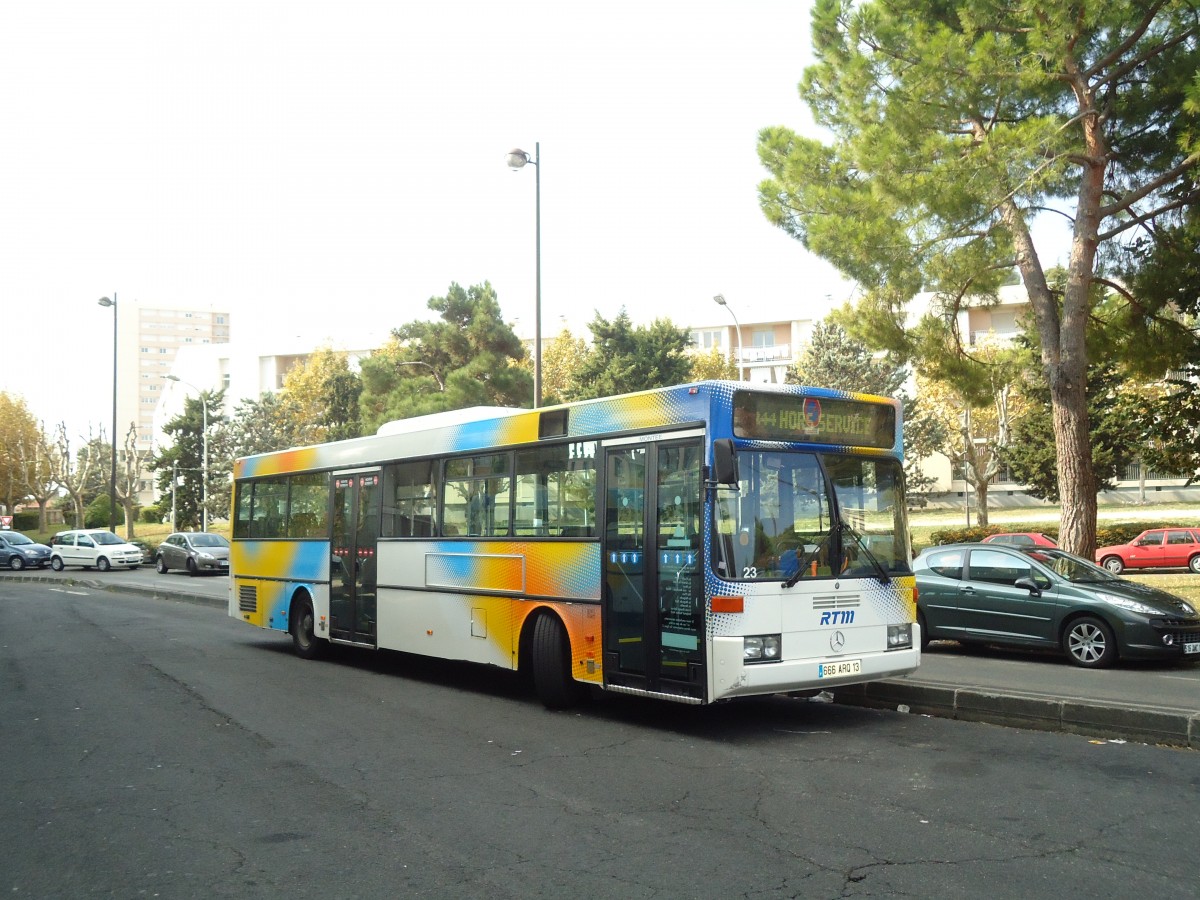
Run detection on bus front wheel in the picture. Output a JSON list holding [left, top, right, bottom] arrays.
[[290, 595, 326, 660], [531, 614, 582, 709]]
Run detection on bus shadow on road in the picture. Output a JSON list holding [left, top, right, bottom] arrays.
[[247, 634, 903, 744]]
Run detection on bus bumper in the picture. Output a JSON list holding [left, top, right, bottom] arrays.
[[710, 636, 920, 701]]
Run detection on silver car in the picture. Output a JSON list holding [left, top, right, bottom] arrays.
[[155, 532, 231, 576]]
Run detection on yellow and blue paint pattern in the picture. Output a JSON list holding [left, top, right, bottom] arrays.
[[417, 540, 600, 600]]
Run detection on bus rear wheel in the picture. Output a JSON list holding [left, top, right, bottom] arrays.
[[290, 595, 326, 660], [531, 614, 582, 709]]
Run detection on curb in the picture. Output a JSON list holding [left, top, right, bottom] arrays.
[[834, 680, 1200, 749], [6, 572, 227, 609]]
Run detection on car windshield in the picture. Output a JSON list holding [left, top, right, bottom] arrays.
[[713, 450, 910, 581], [92, 532, 125, 545], [4, 532, 33, 545], [190, 533, 229, 547], [1019, 547, 1116, 583]]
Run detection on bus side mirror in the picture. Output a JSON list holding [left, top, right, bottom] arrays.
[[713, 439, 739, 486]]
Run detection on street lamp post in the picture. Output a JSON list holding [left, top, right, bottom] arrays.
[[167, 375, 209, 531], [97, 295, 118, 532], [713, 294, 745, 381], [506, 144, 541, 408]]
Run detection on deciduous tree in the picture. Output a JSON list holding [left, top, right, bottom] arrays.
[[689, 346, 737, 382], [50, 424, 102, 529], [0, 393, 41, 515], [281, 347, 363, 442]]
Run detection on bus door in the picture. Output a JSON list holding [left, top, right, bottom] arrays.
[[330, 470, 380, 646], [602, 434, 705, 701]]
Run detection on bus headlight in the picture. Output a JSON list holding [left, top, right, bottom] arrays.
[[744, 634, 781, 663], [887, 624, 912, 650]]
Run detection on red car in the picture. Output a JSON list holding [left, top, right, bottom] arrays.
[[981, 532, 1058, 548], [1095, 528, 1200, 574]]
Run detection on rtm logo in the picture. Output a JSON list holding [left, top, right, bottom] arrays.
[[820, 610, 855, 625]]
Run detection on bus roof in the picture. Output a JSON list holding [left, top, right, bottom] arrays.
[[376, 406, 521, 436], [233, 381, 901, 480]]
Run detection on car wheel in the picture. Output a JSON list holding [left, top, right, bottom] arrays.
[[97, 557, 111, 572], [1101, 556, 1124, 575], [917, 610, 930, 651], [156, 555, 168, 574], [11, 556, 25, 571], [186, 558, 198, 577], [1189, 555, 1200, 575], [51, 556, 64, 571], [1064, 615, 1117, 668]]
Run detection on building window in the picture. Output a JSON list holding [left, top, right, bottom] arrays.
[[692, 329, 724, 350]]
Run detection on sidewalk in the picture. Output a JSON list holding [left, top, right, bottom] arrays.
[[834, 646, 1200, 749]]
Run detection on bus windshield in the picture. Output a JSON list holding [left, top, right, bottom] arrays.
[[713, 451, 910, 582]]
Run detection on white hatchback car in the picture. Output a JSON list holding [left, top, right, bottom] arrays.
[[50, 529, 143, 571]]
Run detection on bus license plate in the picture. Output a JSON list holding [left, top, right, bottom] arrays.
[[1185, 641, 1200, 655], [818, 659, 861, 678]]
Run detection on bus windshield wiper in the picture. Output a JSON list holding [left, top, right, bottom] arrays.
[[840, 521, 891, 585], [782, 533, 831, 589]]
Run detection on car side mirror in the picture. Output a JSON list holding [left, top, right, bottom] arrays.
[[1014, 576, 1041, 597]]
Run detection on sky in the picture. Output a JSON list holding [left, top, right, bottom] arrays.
[[25, 0, 1105, 446]]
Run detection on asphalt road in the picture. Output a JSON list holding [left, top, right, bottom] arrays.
[[4, 580, 1200, 899], [7, 564, 1200, 746]]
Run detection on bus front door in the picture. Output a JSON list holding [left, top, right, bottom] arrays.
[[330, 470, 380, 646], [602, 437, 705, 701]]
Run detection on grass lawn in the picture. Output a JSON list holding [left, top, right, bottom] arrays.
[[1123, 573, 1200, 604]]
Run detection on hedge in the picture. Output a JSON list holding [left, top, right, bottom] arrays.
[[927, 522, 1190, 549]]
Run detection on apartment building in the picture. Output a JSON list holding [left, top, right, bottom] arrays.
[[691, 317, 818, 384], [118, 302, 231, 503]]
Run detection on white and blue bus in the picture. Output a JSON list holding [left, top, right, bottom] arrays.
[[229, 381, 919, 706]]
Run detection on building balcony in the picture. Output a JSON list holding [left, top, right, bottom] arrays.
[[735, 344, 792, 364]]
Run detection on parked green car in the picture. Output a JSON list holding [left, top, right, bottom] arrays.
[[915, 544, 1200, 668]]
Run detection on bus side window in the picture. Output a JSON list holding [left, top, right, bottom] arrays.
[[383, 460, 436, 538], [233, 483, 252, 539]]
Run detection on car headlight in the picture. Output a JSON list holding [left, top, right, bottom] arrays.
[[887, 624, 912, 649], [22, 549, 37, 556], [198, 552, 215, 560], [1096, 593, 1158, 615], [744, 634, 782, 663]]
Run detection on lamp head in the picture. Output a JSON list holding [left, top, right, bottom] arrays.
[[506, 148, 530, 169], [97, 296, 115, 308], [713, 294, 726, 306]]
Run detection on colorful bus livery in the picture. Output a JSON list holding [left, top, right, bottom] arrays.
[[230, 381, 920, 707]]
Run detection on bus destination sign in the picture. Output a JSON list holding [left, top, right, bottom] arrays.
[[733, 391, 896, 449]]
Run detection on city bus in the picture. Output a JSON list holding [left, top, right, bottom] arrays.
[[229, 380, 919, 707]]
